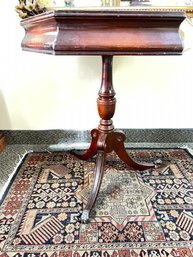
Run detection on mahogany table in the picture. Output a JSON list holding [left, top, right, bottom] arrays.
[[20, 9, 185, 223]]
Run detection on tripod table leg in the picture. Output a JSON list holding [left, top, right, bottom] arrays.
[[73, 129, 99, 161], [113, 131, 155, 170], [80, 150, 106, 223]]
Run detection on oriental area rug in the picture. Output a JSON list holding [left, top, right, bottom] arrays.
[[0, 149, 193, 257]]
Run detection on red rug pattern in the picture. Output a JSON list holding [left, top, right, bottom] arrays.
[[0, 149, 193, 256]]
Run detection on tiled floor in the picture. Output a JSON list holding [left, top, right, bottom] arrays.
[[1, 129, 193, 200]]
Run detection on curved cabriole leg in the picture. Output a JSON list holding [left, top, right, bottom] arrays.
[[112, 131, 155, 171], [81, 150, 106, 223], [73, 129, 99, 160]]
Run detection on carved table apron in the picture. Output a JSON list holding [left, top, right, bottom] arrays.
[[20, 9, 185, 222]]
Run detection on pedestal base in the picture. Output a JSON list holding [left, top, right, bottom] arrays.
[[73, 129, 156, 223]]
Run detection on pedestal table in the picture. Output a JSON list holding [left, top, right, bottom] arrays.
[[20, 9, 185, 222]]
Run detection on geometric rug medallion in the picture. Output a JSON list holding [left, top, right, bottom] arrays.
[[0, 148, 193, 256]]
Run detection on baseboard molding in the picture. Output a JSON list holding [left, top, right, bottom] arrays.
[[1, 129, 193, 145]]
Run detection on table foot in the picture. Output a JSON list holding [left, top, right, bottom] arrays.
[[80, 210, 90, 223]]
